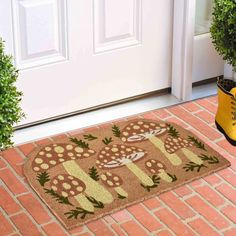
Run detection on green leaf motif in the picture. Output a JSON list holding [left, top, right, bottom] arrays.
[[199, 154, 219, 164], [44, 188, 73, 206], [188, 136, 207, 151], [65, 207, 94, 220], [88, 166, 100, 181], [102, 137, 113, 145], [86, 196, 104, 208], [140, 175, 160, 192], [167, 173, 177, 182], [183, 162, 207, 172], [83, 134, 97, 141], [36, 172, 50, 186], [167, 124, 180, 138], [112, 125, 121, 138], [70, 137, 89, 149], [117, 193, 127, 199]]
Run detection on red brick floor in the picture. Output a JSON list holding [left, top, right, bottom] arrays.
[[1, 95, 236, 236]]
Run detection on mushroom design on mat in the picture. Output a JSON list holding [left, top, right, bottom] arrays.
[[120, 120, 182, 166], [32, 143, 113, 204], [164, 125, 203, 165], [50, 174, 94, 212], [145, 159, 173, 183], [96, 144, 154, 186], [100, 172, 128, 198]]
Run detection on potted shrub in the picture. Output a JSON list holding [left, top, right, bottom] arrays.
[[0, 38, 25, 150], [210, 0, 236, 79]]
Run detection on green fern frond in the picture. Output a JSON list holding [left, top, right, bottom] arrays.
[[83, 134, 97, 141], [88, 166, 99, 181], [44, 188, 73, 206], [188, 136, 207, 151], [70, 137, 89, 149], [102, 137, 113, 145], [167, 124, 179, 138], [36, 172, 50, 187], [112, 125, 121, 138]]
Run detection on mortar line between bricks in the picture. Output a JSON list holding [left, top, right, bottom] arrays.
[[120, 208, 154, 236], [195, 178, 233, 209], [72, 225, 95, 236], [186, 183, 234, 232], [0, 156, 73, 236], [0, 181, 66, 236], [98, 210, 130, 236], [192, 101, 216, 115], [15, 143, 37, 160], [140, 201, 169, 232], [125, 209, 155, 235], [0, 207, 20, 235], [214, 173, 236, 190], [154, 195, 198, 236], [191, 109, 216, 126], [101, 218, 120, 236]]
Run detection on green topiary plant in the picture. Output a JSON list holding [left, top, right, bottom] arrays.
[[210, 0, 236, 70], [0, 38, 25, 150]]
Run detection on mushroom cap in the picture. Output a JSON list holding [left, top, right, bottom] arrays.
[[50, 174, 86, 198], [120, 120, 168, 143], [145, 159, 167, 174], [96, 144, 147, 169], [32, 143, 96, 172], [100, 172, 123, 188], [164, 136, 193, 154]]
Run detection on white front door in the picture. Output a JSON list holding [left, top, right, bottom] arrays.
[[1, 0, 173, 125]]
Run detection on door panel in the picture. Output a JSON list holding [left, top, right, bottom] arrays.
[[1, 0, 173, 125], [193, 0, 224, 82]]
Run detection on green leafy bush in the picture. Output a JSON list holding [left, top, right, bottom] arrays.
[[210, 0, 236, 70], [0, 38, 24, 150]]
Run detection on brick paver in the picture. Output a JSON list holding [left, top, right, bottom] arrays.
[[0, 96, 236, 235]]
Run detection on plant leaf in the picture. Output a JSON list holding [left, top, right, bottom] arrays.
[[188, 136, 207, 151], [88, 166, 100, 181], [83, 134, 97, 141], [64, 207, 94, 219], [199, 154, 219, 164], [70, 137, 89, 149], [167, 124, 180, 138], [36, 172, 50, 186], [86, 196, 104, 208], [44, 188, 73, 206], [167, 173, 177, 182], [117, 193, 127, 199], [183, 162, 207, 172], [112, 125, 121, 138], [102, 137, 113, 145]]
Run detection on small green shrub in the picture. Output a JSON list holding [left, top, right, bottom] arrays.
[[210, 0, 236, 70], [0, 38, 24, 150]]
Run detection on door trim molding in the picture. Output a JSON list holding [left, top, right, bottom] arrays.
[[171, 0, 196, 101]]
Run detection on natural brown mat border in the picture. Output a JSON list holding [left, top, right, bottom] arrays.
[[24, 119, 230, 229]]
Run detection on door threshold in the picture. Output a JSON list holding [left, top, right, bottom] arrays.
[[13, 82, 217, 146]]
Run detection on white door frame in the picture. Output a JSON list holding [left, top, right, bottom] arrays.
[[171, 0, 196, 101]]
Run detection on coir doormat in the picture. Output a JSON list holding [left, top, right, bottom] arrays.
[[24, 119, 230, 229]]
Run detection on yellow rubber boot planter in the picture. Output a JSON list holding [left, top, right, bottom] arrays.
[[215, 78, 236, 146]]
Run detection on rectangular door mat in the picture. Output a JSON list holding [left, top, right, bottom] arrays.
[[24, 119, 230, 229]]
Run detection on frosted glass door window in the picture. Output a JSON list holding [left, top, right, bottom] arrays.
[[195, 0, 213, 35]]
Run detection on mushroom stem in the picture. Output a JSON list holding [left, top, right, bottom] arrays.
[[115, 187, 128, 198], [63, 160, 113, 204], [157, 169, 173, 183], [181, 148, 203, 165], [74, 194, 94, 212], [148, 136, 182, 166], [126, 162, 154, 186]]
